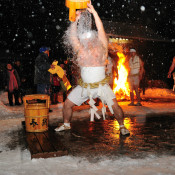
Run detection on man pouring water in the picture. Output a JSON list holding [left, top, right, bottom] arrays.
[[55, 2, 130, 135]]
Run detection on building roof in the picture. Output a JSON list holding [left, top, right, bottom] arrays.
[[102, 20, 171, 42]]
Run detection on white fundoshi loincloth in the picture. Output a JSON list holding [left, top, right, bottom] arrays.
[[68, 66, 116, 121], [81, 66, 106, 83]]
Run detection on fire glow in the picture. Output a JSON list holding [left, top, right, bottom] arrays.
[[113, 52, 130, 100]]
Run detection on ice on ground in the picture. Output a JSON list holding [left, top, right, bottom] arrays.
[[1, 89, 175, 175]]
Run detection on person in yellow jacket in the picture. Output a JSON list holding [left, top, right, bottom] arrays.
[[127, 49, 144, 106]]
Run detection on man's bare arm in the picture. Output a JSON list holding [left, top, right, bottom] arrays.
[[87, 3, 108, 49], [69, 12, 81, 53]]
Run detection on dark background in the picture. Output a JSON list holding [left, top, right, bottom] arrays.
[[0, 0, 175, 89]]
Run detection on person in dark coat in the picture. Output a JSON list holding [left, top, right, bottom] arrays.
[[14, 59, 26, 104], [5, 62, 21, 106], [34, 47, 52, 94]]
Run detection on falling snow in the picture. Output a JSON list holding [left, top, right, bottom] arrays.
[[140, 6, 145, 12], [0, 1, 175, 104]]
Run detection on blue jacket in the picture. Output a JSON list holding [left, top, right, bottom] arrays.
[[34, 52, 51, 84]]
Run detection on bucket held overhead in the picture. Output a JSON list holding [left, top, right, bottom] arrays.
[[65, 0, 90, 21]]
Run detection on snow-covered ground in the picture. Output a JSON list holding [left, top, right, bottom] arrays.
[[0, 88, 175, 175]]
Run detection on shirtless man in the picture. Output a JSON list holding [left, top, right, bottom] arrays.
[[167, 56, 175, 91], [55, 3, 130, 135], [167, 56, 175, 78]]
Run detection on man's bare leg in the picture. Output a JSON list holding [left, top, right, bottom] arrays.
[[63, 98, 75, 123], [112, 99, 130, 135], [135, 85, 142, 106], [55, 98, 75, 131], [112, 99, 124, 125]]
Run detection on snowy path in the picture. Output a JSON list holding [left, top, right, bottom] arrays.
[[1, 89, 175, 175]]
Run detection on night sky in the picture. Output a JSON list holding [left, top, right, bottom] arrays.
[[1, 0, 175, 87]]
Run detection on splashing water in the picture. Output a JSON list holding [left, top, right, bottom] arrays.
[[77, 10, 92, 35], [63, 10, 92, 56], [63, 10, 106, 67]]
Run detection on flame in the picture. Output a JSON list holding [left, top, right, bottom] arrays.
[[113, 52, 130, 100]]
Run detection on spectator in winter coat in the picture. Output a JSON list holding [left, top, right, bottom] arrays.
[[14, 59, 26, 104], [50, 74, 61, 104], [4, 62, 21, 106], [34, 46, 53, 94]]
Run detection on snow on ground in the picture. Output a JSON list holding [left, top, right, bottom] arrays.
[[1, 150, 175, 175], [0, 88, 175, 175]]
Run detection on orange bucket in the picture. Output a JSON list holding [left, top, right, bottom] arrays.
[[23, 94, 50, 132], [65, 0, 90, 21]]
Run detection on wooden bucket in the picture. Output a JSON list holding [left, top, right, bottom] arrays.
[[23, 94, 50, 132], [65, 0, 90, 21]]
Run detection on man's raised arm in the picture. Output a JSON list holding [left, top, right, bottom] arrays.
[[87, 3, 108, 48], [69, 11, 81, 53]]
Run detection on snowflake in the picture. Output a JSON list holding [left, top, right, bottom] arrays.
[[97, 3, 100, 7], [140, 6, 145, 12]]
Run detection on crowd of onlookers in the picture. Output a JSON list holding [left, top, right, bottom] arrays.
[[0, 51, 79, 107], [1, 47, 174, 108], [1, 59, 33, 106]]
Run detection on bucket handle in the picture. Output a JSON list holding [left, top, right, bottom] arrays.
[[23, 94, 50, 109]]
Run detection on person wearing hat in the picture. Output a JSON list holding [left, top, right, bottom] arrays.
[[127, 48, 144, 106], [167, 56, 175, 91], [34, 46, 53, 96]]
